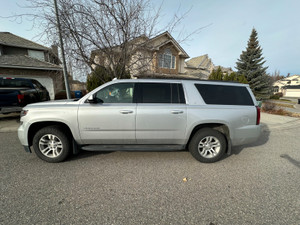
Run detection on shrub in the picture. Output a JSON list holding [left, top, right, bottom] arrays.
[[270, 95, 280, 100], [262, 101, 276, 112]]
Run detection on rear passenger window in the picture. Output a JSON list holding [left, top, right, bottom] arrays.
[[195, 84, 254, 106], [139, 83, 185, 104]]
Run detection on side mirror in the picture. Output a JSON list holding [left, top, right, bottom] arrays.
[[87, 94, 103, 104]]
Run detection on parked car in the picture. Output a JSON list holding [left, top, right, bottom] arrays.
[[18, 79, 261, 163], [0, 77, 50, 114]]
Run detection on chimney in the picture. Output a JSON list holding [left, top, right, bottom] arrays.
[[51, 45, 59, 57]]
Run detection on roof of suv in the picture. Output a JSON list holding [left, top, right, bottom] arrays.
[[110, 78, 249, 87]]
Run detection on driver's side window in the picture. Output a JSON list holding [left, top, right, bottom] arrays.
[[95, 83, 134, 103]]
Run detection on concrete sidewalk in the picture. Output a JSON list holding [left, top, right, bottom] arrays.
[[0, 113, 20, 133], [1, 112, 300, 133], [260, 112, 300, 130]]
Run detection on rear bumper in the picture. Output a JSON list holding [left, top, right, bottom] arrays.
[[0, 106, 22, 114], [231, 124, 261, 146]]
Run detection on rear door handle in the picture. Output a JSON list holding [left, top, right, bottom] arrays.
[[171, 110, 184, 114], [120, 110, 134, 114]]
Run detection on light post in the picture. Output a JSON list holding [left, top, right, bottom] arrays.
[[54, 0, 71, 99]]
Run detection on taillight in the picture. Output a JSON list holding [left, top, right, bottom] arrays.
[[256, 106, 261, 125], [17, 94, 25, 103]]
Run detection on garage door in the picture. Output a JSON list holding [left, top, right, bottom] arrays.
[[285, 90, 300, 98]]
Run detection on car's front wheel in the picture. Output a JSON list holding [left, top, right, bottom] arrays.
[[189, 128, 227, 163], [32, 126, 70, 163]]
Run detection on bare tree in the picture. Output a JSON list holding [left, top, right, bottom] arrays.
[[11, 0, 205, 82]]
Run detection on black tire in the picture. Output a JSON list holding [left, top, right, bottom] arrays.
[[32, 126, 70, 163], [189, 128, 227, 163]]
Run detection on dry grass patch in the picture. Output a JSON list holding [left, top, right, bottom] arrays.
[[261, 102, 299, 117], [274, 103, 295, 108]]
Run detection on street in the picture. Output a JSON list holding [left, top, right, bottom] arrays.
[[0, 115, 300, 225]]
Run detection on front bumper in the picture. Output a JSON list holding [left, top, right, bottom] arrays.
[[18, 122, 29, 146]]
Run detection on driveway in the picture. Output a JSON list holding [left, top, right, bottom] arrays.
[[0, 113, 299, 224]]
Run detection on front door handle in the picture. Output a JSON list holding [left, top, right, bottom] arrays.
[[171, 110, 184, 114], [120, 110, 134, 114]]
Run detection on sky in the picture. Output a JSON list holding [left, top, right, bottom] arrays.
[[1, 0, 300, 78]]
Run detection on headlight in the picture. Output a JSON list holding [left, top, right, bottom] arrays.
[[20, 110, 28, 117]]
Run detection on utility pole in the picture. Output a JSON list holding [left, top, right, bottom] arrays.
[[54, 0, 71, 99]]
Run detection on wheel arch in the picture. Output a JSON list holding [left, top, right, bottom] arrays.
[[187, 123, 231, 154], [28, 121, 73, 147]]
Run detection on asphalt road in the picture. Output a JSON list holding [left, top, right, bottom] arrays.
[[0, 120, 300, 224]]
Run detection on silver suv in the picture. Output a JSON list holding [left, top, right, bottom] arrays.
[[18, 79, 261, 163]]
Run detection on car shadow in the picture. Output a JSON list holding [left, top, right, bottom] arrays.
[[69, 150, 113, 161], [230, 123, 270, 155]]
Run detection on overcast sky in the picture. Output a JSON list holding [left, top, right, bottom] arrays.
[[1, 0, 299, 77]]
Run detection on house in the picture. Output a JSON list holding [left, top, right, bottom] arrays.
[[273, 75, 300, 97], [91, 31, 194, 79], [184, 54, 233, 79], [0, 32, 64, 99]]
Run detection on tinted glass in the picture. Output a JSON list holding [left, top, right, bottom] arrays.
[[195, 84, 254, 106], [139, 83, 185, 104], [140, 83, 171, 103], [32, 80, 43, 89], [171, 83, 185, 104], [95, 83, 134, 103]]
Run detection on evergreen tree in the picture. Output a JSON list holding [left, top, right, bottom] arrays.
[[209, 68, 248, 84], [86, 66, 131, 92], [223, 72, 248, 84], [86, 66, 112, 92], [208, 67, 223, 80], [236, 28, 271, 100]]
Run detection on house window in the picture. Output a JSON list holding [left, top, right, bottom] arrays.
[[158, 49, 176, 69], [28, 50, 45, 61], [273, 86, 279, 93]]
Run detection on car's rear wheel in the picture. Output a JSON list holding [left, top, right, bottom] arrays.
[[32, 126, 70, 163], [189, 128, 226, 163]]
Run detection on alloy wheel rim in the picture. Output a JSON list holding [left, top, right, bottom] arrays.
[[198, 136, 221, 158], [39, 134, 63, 158]]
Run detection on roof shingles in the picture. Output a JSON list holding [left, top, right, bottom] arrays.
[[0, 55, 62, 70], [0, 32, 49, 51]]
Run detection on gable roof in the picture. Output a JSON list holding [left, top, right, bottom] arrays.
[[0, 32, 49, 51], [185, 54, 213, 69], [90, 31, 190, 60], [0, 55, 62, 71], [146, 31, 189, 58]]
